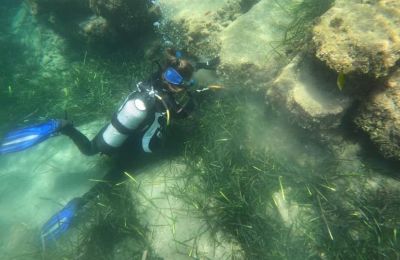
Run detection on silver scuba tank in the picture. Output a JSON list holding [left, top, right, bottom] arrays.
[[102, 98, 148, 148]]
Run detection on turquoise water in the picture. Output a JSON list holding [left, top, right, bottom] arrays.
[[1, 1, 399, 259]]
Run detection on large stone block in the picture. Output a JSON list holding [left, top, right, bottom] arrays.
[[218, 0, 294, 91], [313, 0, 400, 78], [355, 69, 400, 160], [27, 0, 156, 44], [267, 56, 352, 130], [157, 0, 243, 57]]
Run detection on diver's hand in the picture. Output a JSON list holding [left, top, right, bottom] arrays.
[[195, 85, 225, 93], [196, 56, 220, 70]]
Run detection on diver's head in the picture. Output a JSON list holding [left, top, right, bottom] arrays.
[[163, 59, 194, 93]]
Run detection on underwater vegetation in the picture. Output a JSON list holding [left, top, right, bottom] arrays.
[[0, 46, 152, 135], [59, 53, 152, 125], [278, 0, 335, 55], [1, 0, 400, 259], [175, 91, 400, 259]]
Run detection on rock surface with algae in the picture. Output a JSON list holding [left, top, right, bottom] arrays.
[[27, 0, 156, 44], [267, 56, 352, 130], [313, 0, 400, 78], [157, 0, 244, 57], [217, 0, 295, 91], [354, 69, 400, 160], [157, 0, 297, 91]]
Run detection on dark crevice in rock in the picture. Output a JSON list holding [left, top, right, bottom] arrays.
[[239, 0, 261, 13], [26, 0, 158, 51]]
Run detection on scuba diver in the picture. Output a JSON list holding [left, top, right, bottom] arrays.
[[0, 48, 220, 249], [0, 49, 219, 156], [58, 50, 197, 157]]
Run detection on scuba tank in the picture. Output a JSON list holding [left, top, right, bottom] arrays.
[[101, 96, 149, 148]]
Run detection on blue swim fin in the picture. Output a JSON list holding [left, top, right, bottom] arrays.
[[40, 198, 83, 249], [0, 119, 60, 155]]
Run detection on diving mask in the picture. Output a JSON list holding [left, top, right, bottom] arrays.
[[163, 67, 184, 86]]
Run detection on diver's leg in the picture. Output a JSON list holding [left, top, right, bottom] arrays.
[[59, 122, 99, 156]]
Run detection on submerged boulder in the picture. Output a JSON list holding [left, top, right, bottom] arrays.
[[78, 15, 113, 43], [313, 0, 400, 78], [88, 0, 156, 36], [218, 0, 295, 91], [158, 0, 313, 91], [266, 56, 352, 130], [27, 0, 89, 16], [12, 3, 68, 77], [158, 0, 335, 92], [157, 0, 244, 58], [355, 69, 400, 160], [27, 0, 156, 45]]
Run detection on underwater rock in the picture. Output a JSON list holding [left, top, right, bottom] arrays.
[[266, 56, 352, 130], [218, 0, 296, 91], [27, 0, 156, 45], [157, 0, 243, 58], [158, 0, 299, 90], [27, 0, 89, 16], [78, 15, 114, 43], [313, 0, 400, 78], [88, 0, 156, 37], [12, 3, 69, 79], [354, 69, 400, 160]]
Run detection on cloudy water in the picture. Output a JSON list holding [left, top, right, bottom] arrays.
[[0, 0, 399, 259]]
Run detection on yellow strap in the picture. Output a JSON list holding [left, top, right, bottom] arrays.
[[154, 94, 171, 126]]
